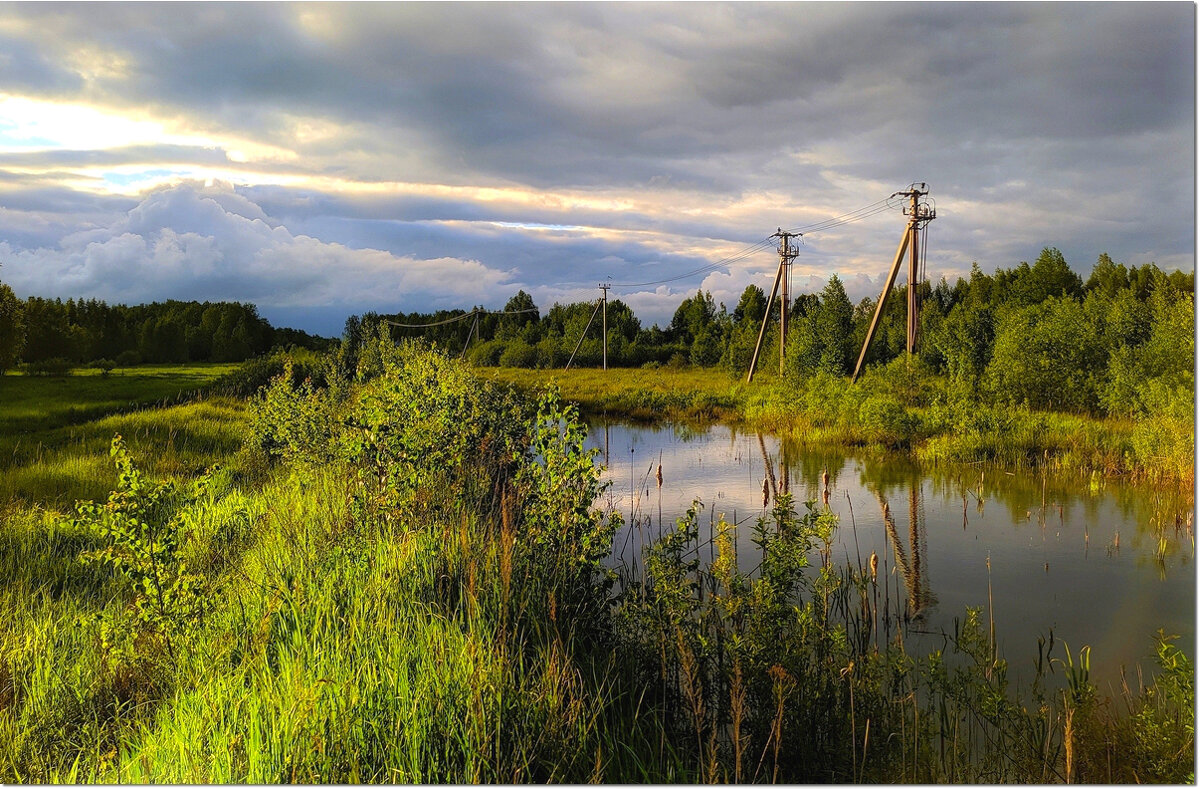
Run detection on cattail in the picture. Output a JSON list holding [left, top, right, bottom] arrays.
[[762, 477, 770, 507], [869, 551, 878, 582], [656, 464, 663, 488], [821, 467, 829, 490]]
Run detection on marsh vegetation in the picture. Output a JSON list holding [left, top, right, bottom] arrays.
[[0, 340, 1192, 782]]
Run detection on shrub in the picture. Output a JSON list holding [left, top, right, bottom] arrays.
[[212, 348, 330, 397], [499, 339, 538, 368], [115, 349, 141, 367], [89, 358, 116, 377], [24, 357, 72, 376], [74, 436, 207, 680]]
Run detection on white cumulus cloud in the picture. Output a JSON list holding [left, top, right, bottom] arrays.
[[2, 181, 515, 310]]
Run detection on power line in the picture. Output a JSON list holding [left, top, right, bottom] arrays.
[[599, 194, 905, 292], [606, 236, 776, 289], [383, 306, 540, 330], [785, 196, 904, 236]]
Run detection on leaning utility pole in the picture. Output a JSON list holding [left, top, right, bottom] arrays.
[[598, 282, 610, 371], [747, 229, 800, 382], [852, 184, 936, 382]]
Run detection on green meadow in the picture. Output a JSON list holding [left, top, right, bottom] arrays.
[[0, 364, 246, 508], [0, 349, 1192, 783]]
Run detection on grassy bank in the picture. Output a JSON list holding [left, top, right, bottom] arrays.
[[0, 345, 1192, 783], [486, 362, 1193, 487]]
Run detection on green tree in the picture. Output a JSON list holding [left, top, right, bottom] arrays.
[[814, 275, 854, 375], [669, 290, 716, 346], [936, 301, 994, 395], [985, 297, 1105, 412], [1086, 253, 1129, 296], [732, 285, 767, 326], [0, 281, 25, 373], [498, 290, 540, 339]]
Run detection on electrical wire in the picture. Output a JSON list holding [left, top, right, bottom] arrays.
[[606, 236, 776, 289], [408, 191, 920, 307], [784, 196, 904, 236], [384, 306, 540, 330]]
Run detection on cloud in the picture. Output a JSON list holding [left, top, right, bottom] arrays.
[[0, 3, 1191, 333], [2, 181, 516, 316]]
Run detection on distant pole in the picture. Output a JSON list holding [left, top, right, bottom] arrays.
[[776, 230, 799, 377], [459, 310, 480, 360], [852, 231, 910, 381], [565, 297, 603, 371], [599, 282, 610, 371]]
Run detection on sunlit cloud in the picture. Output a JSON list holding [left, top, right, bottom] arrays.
[[0, 3, 1190, 334], [0, 95, 297, 164]]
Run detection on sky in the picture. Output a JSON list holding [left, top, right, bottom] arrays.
[[0, 2, 1194, 336]]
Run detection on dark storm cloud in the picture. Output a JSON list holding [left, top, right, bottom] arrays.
[[13, 3, 1187, 187], [0, 2, 1191, 331]]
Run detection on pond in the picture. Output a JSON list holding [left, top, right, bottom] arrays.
[[587, 419, 1195, 692]]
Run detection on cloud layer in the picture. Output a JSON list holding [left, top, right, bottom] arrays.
[[0, 2, 1192, 333]]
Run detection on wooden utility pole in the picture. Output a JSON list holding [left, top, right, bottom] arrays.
[[599, 282, 610, 371], [747, 229, 800, 382], [906, 190, 920, 355], [852, 184, 936, 382]]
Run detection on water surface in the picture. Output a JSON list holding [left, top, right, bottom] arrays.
[[588, 420, 1195, 691]]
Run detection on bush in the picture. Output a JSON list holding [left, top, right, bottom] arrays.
[[24, 357, 72, 376], [115, 350, 141, 367], [212, 349, 330, 397], [858, 393, 919, 448], [89, 358, 116, 377], [467, 339, 505, 367], [499, 339, 538, 368]]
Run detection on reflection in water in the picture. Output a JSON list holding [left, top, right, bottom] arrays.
[[589, 419, 1195, 690], [875, 485, 936, 622]]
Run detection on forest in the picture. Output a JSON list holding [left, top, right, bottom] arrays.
[[2, 248, 1192, 424], [0, 294, 331, 372], [340, 248, 1194, 421]]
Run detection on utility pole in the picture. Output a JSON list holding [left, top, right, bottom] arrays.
[[599, 282, 610, 371], [747, 229, 800, 382], [906, 189, 920, 355], [852, 184, 936, 382]]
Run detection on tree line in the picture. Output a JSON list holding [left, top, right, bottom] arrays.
[[342, 247, 1193, 418], [0, 291, 332, 373]]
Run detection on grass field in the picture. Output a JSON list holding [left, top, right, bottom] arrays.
[[0, 364, 238, 435], [484, 365, 754, 422], [0, 364, 247, 509]]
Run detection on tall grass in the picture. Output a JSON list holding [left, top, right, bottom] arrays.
[[0, 343, 1191, 783], [492, 361, 1194, 487]]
